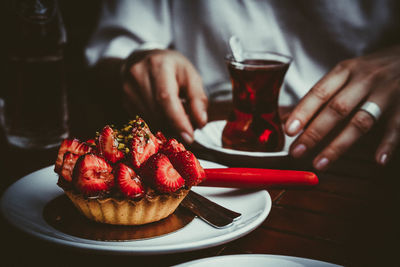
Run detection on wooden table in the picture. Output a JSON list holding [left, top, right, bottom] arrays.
[[1, 102, 399, 267]]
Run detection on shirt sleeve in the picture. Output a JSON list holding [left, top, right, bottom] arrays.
[[85, 0, 172, 66]]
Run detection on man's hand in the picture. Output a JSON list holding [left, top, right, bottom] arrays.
[[284, 45, 400, 170], [122, 49, 208, 143]]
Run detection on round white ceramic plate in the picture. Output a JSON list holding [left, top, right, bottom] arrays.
[[194, 120, 296, 158], [1, 160, 271, 255], [174, 254, 343, 267]]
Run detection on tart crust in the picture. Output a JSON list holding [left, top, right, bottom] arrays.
[[64, 189, 189, 225]]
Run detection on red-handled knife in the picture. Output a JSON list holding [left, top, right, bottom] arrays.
[[200, 168, 318, 188]]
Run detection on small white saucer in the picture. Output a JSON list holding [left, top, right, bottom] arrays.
[[194, 120, 296, 158]]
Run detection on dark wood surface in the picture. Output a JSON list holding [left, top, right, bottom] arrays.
[[1, 100, 399, 267]]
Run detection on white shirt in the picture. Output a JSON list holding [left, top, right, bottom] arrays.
[[85, 0, 400, 106]]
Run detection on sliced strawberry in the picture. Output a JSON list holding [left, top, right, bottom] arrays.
[[155, 131, 167, 146], [141, 153, 184, 193], [115, 163, 145, 199], [73, 153, 114, 196], [55, 138, 92, 173], [98, 125, 125, 163], [85, 139, 96, 146], [85, 138, 98, 154], [160, 138, 186, 156], [130, 132, 159, 169], [60, 152, 80, 183], [168, 151, 205, 187]]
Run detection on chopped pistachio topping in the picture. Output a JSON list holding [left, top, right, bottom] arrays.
[[118, 143, 125, 149]]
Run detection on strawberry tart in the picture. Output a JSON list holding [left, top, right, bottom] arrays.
[[54, 117, 205, 225]]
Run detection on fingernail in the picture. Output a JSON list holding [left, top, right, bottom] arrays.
[[287, 119, 301, 135], [200, 111, 208, 125], [379, 153, 388, 165], [291, 144, 306, 158], [181, 132, 193, 144], [315, 157, 329, 170]]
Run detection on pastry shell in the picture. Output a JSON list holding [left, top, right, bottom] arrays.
[[64, 189, 189, 225]]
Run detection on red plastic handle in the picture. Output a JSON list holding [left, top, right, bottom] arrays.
[[200, 168, 318, 188]]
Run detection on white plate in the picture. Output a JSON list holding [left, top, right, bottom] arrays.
[[1, 160, 271, 255], [194, 120, 296, 158], [174, 254, 343, 267]]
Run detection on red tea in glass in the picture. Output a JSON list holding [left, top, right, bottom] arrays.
[[222, 51, 291, 152]]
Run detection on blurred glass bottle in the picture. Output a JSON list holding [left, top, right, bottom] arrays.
[[1, 0, 69, 149]]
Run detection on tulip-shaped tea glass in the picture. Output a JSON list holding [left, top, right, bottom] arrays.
[[222, 51, 292, 152]]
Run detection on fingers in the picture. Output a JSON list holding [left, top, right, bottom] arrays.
[[312, 107, 376, 170], [301, 87, 397, 170], [290, 78, 370, 159], [150, 63, 196, 143], [285, 64, 350, 136], [287, 68, 396, 170], [124, 50, 208, 144], [285, 46, 400, 170], [375, 101, 400, 165], [129, 63, 156, 113]]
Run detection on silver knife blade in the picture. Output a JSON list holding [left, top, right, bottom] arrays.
[[180, 190, 241, 228], [188, 190, 242, 220]]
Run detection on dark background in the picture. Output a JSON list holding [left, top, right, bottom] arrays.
[[0, 0, 104, 188], [0, 0, 104, 135], [59, 0, 104, 136]]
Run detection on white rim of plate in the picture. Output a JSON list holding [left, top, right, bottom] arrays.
[[173, 254, 343, 267]]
